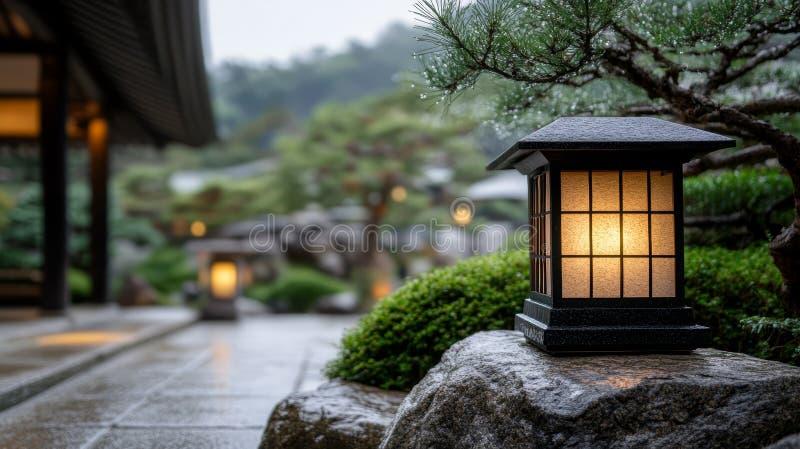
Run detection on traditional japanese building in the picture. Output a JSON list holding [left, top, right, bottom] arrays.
[[0, 0, 216, 314]]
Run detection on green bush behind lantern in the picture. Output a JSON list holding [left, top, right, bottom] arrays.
[[246, 266, 348, 313], [326, 246, 785, 391]]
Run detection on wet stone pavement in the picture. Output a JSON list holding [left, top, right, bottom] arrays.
[[0, 315, 359, 449]]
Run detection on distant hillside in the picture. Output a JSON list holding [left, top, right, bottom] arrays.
[[211, 23, 419, 137]]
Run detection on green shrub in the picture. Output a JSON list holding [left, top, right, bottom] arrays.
[[68, 268, 91, 301], [246, 266, 348, 313], [741, 316, 800, 365], [325, 251, 528, 390], [134, 247, 195, 299], [684, 168, 793, 246], [327, 246, 784, 391], [686, 245, 784, 352]]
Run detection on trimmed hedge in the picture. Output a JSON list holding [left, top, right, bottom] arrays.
[[686, 245, 784, 352], [246, 266, 348, 313], [325, 251, 528, 390], [684, 168, 794, 246], [327, 246, 784, 391]]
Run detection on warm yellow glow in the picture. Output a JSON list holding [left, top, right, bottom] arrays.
[[592, 214, 620, 255], [622, 171, 648, 211], [561, 171, 589, 211], [623, 258, 650, 297], [190, 220, 207, 237], [561, 215, 589, 255], [592, 171, 619, 211], [0, 99, 39, 137], [36, 331, 130, 347], [622, 214, 649, 255], [652, 258, 676, 297], [651, 215, 675, 255], [88, 118, 108, 154], [593, 258, 620, 297], [650, 171, 674, 211], [210, 261, 238, 300], [390, 185, 407, 202], [562, 258, 590, 298], [372, 278, 393, 300], [559, 170, 677, 299], [452, 203, 473, 226]]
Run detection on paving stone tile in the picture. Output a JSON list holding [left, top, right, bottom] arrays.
[[0, 425, 101, 449], [157, 360, 299, 397], [0, 395, 132, 427], [89, 428, 262, 449], [119, 396, 279, 428]]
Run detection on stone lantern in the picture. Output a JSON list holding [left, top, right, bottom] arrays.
[[488, 117, 735, 353], [201, 256, 241, 320]]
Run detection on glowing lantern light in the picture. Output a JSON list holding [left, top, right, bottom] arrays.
[[190, 220, 207, 237], [202, 257, 240, 320], [488, 117, 735, 353]]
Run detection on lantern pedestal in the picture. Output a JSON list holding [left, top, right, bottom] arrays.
[[201, 298, 238, 321], [516, 298, 710, 354]]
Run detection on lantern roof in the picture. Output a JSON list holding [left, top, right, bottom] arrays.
[[488, 117, 736, 170]]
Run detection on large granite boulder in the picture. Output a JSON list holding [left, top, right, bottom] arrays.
[[767, 435, 800, 449], [381, 330, 800, 449], [261, 380, 406, 449]]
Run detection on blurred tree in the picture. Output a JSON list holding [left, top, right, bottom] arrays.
[[271, 87, 485, 254], [0, 184, 163, 270], [414, 0, 800, 315], [212, 23, 421, 135]]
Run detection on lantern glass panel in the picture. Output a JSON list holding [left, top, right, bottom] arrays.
[[562, 257, 590, 298], [530, 172, 551, 295], [593, 258, 620, 298], [651, 214, 675, 255], [592, 214, 620, 255], [652, 258, 676, 297], [561, 214, 590, 255], [561, 171, 589, 211], [650, 171, 674, 211], [591, 171, 619, 211], [210, 261, 238, 300], [559, 169, 677, 299], [622, 171, 648, 211], [623, 258, 650, 297]]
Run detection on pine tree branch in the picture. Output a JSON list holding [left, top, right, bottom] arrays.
[[734, 95, 800, 116], [707, 35, 800, 91], [684, 212, 747, 228], [623, 105, 673, 116], [612, 24, 683, 81], [683, 144, 774, 177]]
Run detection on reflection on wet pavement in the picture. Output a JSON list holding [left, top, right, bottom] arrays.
[[0, 315, 358, 448]]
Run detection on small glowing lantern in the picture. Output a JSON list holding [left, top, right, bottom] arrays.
[[201, 257, 241, 320], [488, 117, 734, 353]]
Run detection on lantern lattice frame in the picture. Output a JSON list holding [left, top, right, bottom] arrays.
[[488, 117, 735, 353]]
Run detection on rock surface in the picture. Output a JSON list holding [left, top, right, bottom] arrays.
[[381, 330, 800, 449], [261, 380, 406, 449], [767, 435, 800, 449]]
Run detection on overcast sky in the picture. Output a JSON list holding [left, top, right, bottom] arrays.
[[206, 0, 416, 66]]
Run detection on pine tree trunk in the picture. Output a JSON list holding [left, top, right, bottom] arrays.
[[770, 221, 800, 316], [768, 170, 800, 317]]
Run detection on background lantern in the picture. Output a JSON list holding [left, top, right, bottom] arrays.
[[488, 117, 735, 353], [201, 256, 241, 320]]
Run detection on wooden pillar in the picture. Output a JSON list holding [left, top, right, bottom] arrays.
[[89, 117, 109, 303], [38, 49, 69, 312]]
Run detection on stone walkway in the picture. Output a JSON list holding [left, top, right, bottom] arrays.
[[0, 307, 195, 411], [0, 315, 359, 449]]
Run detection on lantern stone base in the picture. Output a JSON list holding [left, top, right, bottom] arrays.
[[516, 298, 710, 353], [200, 298, 239, 321], [380, 330, 800, 449]]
